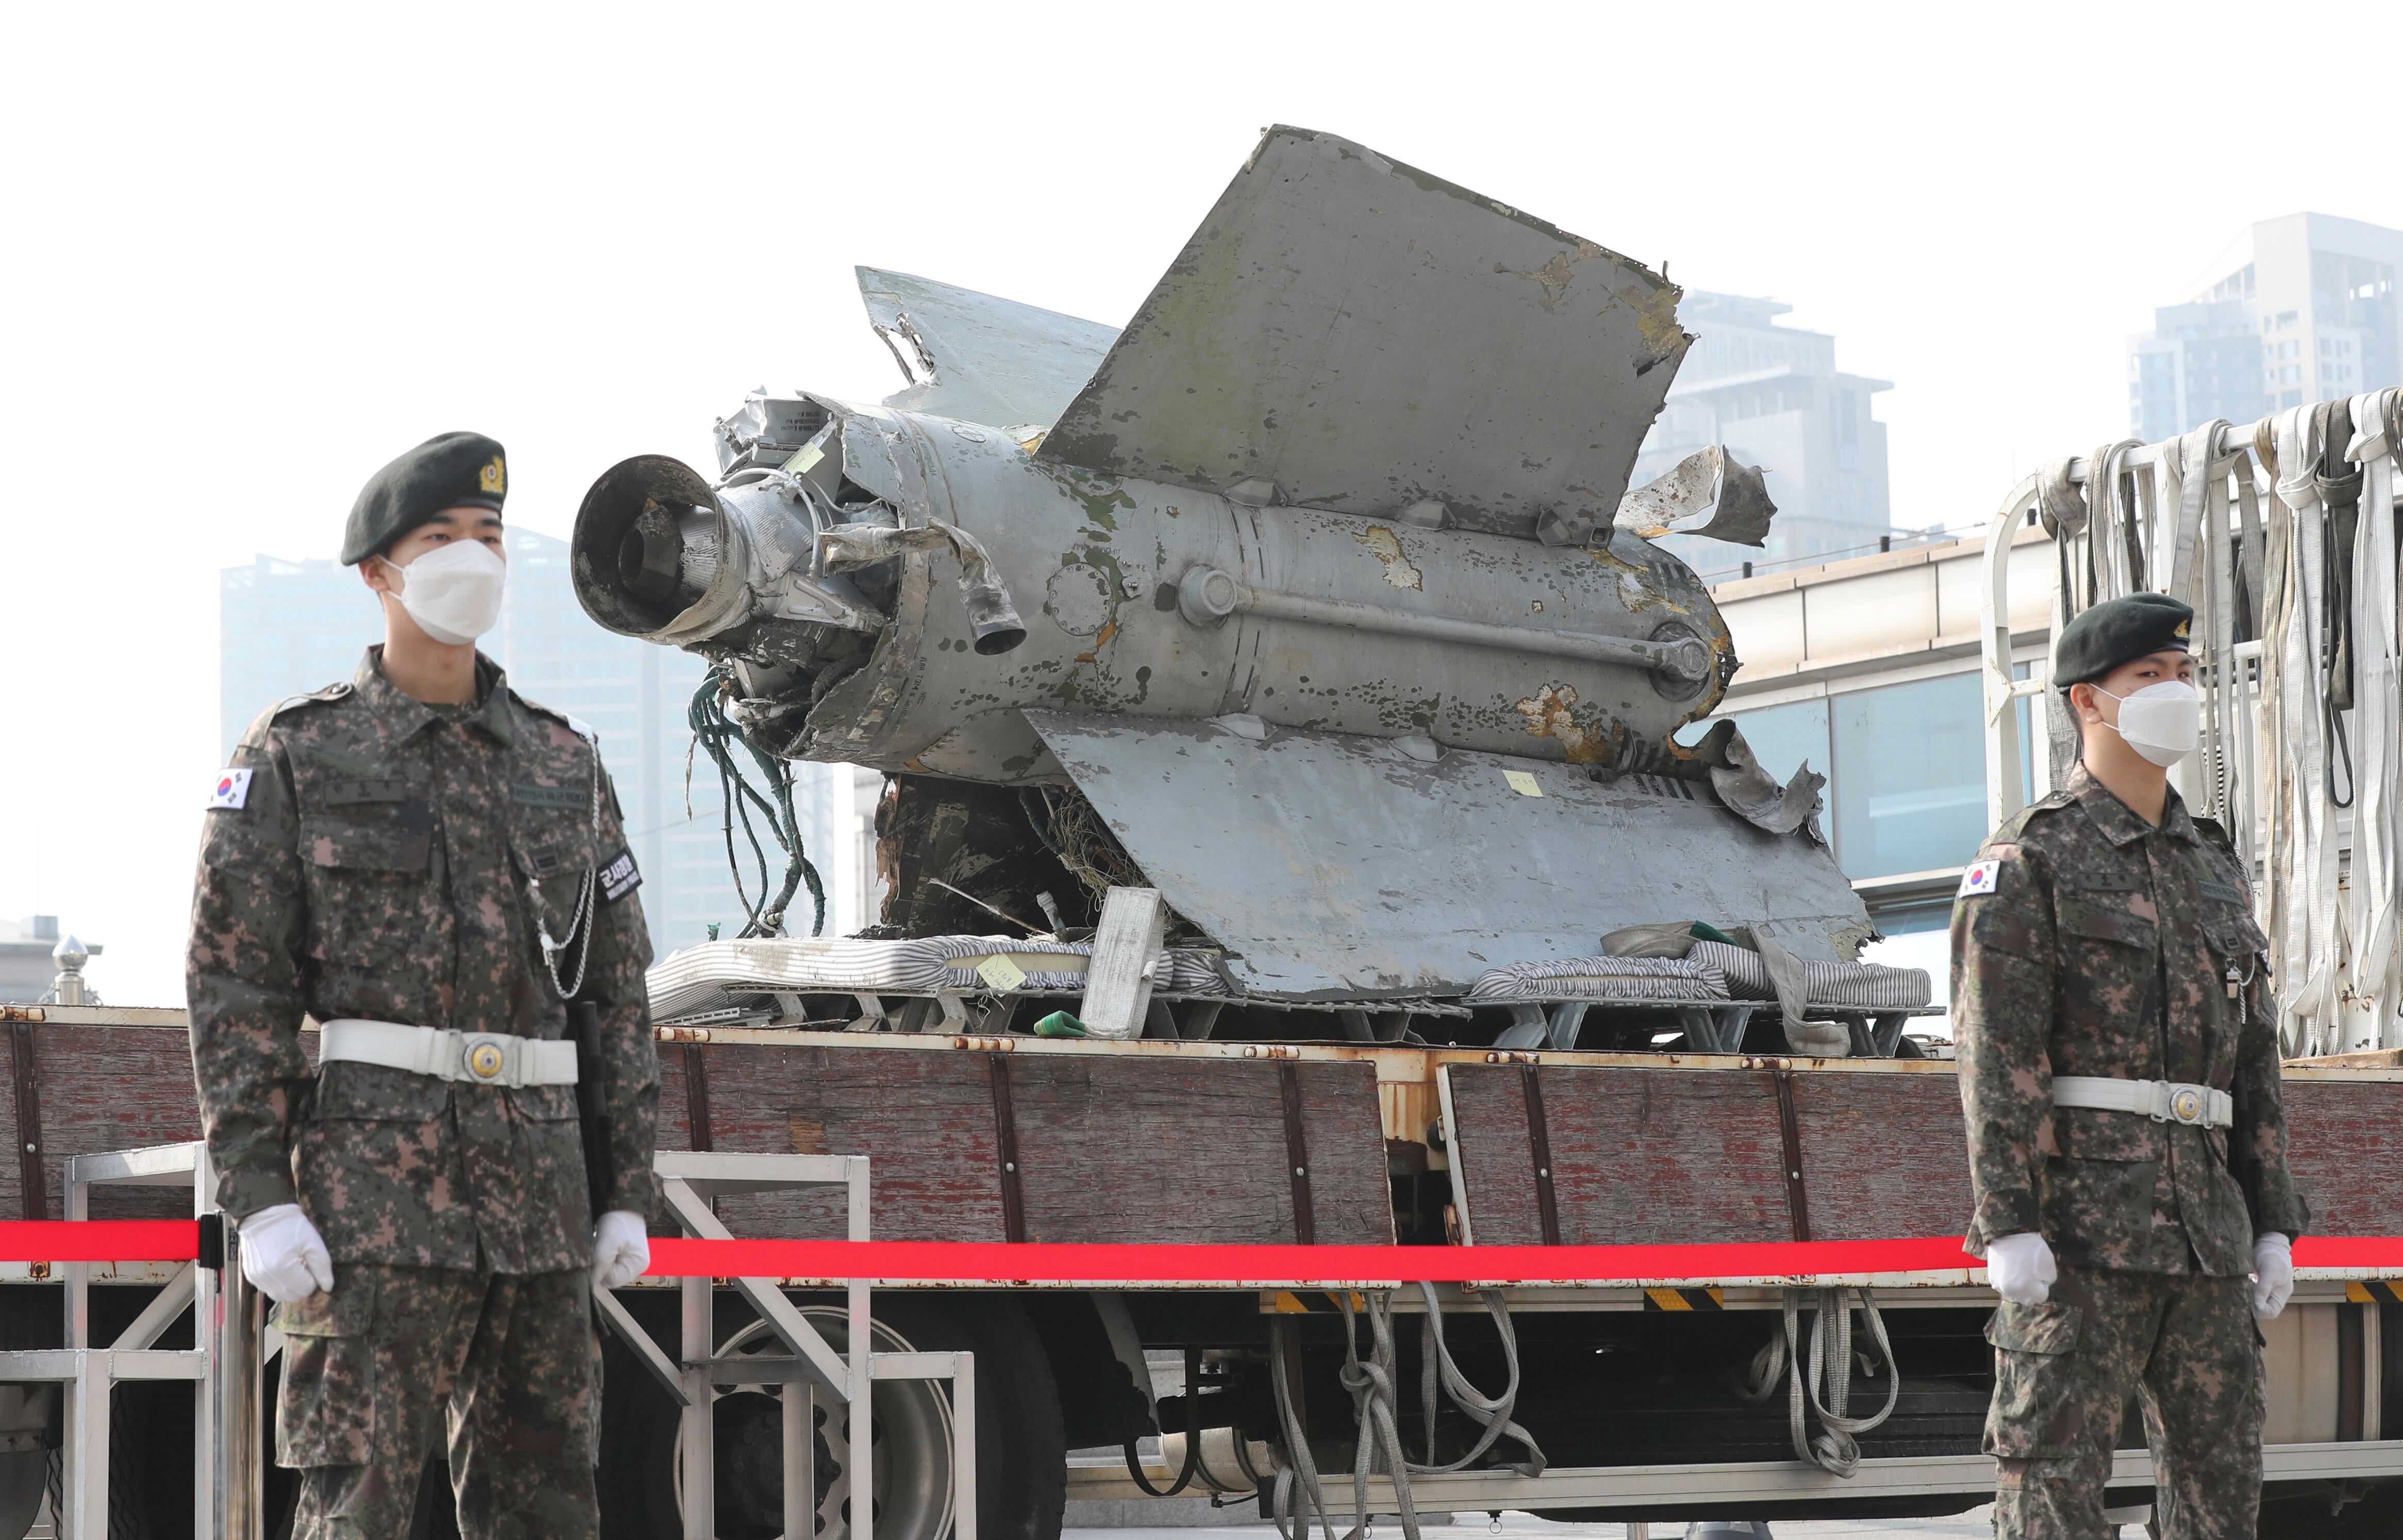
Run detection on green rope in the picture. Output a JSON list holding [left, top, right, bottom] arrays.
[[688, 668, 825, 938]]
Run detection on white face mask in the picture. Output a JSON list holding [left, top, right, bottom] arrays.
[[2092, 678, 2200, 767], [381, 539, 506, 645]]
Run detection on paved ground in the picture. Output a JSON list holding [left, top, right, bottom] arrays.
[[1066, 1506, 2005, 1539]]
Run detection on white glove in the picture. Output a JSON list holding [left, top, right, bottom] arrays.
[[591, 1210, 651, 1290], [2253, 1233, 2294, 1320], [238, 1203, 333, 1303], [1985, 1231, 2058, 1305]]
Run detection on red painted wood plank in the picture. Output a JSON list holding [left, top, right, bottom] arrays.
[[1447, 1065, 1791, 1246]]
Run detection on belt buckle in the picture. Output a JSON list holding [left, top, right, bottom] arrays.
[[2163, 1082, 2209, 1126], [460, 1034, 512, 1085]]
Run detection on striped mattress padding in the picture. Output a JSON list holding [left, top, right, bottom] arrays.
[[1686, 940, 1931, 1009], [648, 935, 1229, 1022], [1462, 954, 1733, 1003]]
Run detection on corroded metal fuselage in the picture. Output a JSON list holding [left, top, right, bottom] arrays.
[[770, 405, 1731, 781]]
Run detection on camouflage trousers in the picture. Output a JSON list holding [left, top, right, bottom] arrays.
[[1984, 1264, 2263, 1539], [275, 1264, 599, 1540]]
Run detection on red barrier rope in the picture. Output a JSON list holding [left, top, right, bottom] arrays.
[[2, 1225, 2395, 1283], [641, 1236, 1983, 1282], [0, 1221, 201, 1263]]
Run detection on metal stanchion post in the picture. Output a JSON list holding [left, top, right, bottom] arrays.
[[216, 1239, 262, 1540], [682, 1268, 714, 1540], [848, 1156, 872, 1540], [784, 1383, 812, 1540]]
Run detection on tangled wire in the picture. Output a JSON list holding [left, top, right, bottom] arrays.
[[688, 668, 825, 938], [1018, 784, 1143, 904]]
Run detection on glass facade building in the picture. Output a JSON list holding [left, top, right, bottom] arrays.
[[1717, 675, 1992, 1014]]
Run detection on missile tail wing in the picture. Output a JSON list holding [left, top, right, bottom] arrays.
[[1036, 125, 1691, 540], [858, 266, 1120, 436]]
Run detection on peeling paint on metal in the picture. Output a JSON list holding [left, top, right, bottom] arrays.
[[1513, 682, 1615, 765], [1615, 280, 1690, 365], [1350, 525, 1424, 590]]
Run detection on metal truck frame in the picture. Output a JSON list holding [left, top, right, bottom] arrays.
[[6, 998, 2403, 1538]]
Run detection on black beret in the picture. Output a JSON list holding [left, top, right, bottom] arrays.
[[341, 432, 507, 565], [2054, 592, 2192, 688]]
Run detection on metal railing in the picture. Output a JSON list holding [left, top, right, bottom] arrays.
[[0, 1142, 228, 1540], [0, 1146, 976, 1540]]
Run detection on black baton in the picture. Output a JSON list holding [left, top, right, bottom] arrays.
[[571, 1000, 615, 1223]]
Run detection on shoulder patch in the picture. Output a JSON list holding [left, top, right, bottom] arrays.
[[1958, 859, 2001, 898], [207, 767, 254, 811]]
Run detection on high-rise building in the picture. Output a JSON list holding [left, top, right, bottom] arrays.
[[2128, 213, 2402, 438], [219, 531, 882, 960], [1633, 291, 1895, 578]]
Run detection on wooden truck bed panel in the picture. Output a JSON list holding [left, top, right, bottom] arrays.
[[1446, 1060, 2398, 1250], [0, 1024, 199, 1220], [1789, 1069, 1981, 1242], [2277, 1079, 2403, 1238], [4, 1017, 2396, 1259], [1444, 1064, 1793, 1245], [664, 1043, 1394, 1245]]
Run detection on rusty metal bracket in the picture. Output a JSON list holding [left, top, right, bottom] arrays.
[[988, 1053, 1027, 1243], [1520, 1063, 1562, 1247], [1277, 1060, 1316, 1245], [9, 1023, 44, 1221], [683, 1043, 715, 1152], [1772, 1067, 1811, 1243]]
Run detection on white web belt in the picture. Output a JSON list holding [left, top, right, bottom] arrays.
[[319, 1018, 579, 1089], [2052, 1074, 2233, 1129]]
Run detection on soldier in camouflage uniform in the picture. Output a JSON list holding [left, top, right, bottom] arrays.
[[1952, 591, 2307, 1539], [188, 432, 662, 1539]]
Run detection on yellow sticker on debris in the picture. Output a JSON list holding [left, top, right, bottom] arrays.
[[1504, 770, 1543, 797], [975, 956, 1028, 992]]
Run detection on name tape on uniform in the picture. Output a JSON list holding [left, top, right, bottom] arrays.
[[599, 846, 642, 903], [1958, 859, 2000, 898], [207, 768, 254, 811]]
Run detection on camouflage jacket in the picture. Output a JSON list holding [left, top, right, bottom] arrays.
[[187, 648, 662, 1273], [1950, 763, 2307, 1276]]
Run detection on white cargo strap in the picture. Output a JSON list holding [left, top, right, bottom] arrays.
[[319, 1018, 578, 1089], [2343, 393, 2400, 1052], [2052, 1075, 2233, 1129], [2272, 403, 2340, 1050]]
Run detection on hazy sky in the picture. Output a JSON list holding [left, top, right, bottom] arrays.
[[5, 2, 2399, 1006]]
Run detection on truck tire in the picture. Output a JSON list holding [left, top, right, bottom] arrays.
[[597, 1292, 1064, 1540], [2258, 1481, 2403, 1539]]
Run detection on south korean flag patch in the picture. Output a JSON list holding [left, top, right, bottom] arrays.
[[598, 845, 642, 904], [207, 767, 254, 811], [1957, 858, 2001, 899]]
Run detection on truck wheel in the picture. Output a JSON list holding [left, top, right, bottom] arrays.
[[0, 1386, 51, 1540], [600, 1294, 1063, 1540], [2259, 1481, 2403, 1539]]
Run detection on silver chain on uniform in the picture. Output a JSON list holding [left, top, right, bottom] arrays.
[[528, 727, 603, 1001]]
